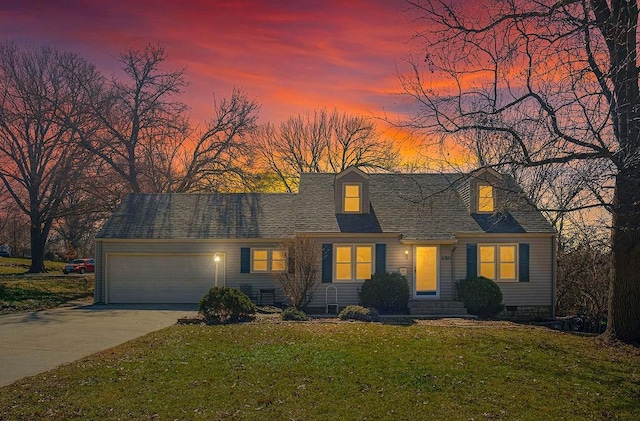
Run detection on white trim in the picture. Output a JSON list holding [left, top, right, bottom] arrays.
[[333, 244, 374, 282], [400, 239, 457, 245], [295, 232, 402, 239], [342, 182, 363, 213], [96, 238, 291, 243], [250, 248, 285, 273], [478, 244, 518, 283], [477, 183, 495, 213], [455, 232, 556, 238]]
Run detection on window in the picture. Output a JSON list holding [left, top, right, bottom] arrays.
[[251, 249, 286, 272], [271, 249, 286, 271], [343, 183, 361, 212], [334, 245, 372, 281], [478, 185, 494, 212], [478, 244, 517, 282]]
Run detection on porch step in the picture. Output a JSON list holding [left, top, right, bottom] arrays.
[[408, 300, 467, 316]]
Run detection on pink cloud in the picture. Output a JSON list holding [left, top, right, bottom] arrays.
[[0, 0, 417, 124]]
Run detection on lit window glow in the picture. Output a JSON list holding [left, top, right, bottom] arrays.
[[479, 244, 517, 282], [478, 185, 494, 212], [343, 184, 361, 212], [335, 245, 372, 281]]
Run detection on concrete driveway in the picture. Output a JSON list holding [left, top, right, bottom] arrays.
[[0, 303, 198, 387]]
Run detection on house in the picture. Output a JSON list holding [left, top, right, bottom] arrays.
[[94, 167, 557, 319]]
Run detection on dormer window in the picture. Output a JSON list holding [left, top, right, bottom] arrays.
[[343, 183, 361, 213], [478, 185, 494, 212]]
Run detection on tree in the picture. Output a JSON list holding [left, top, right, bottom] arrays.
[[0, 42, 99, 272], [79, 43, 189, 194], [173, 88, 260, 192], [254, 108, 401, 192], [401, 0, 640, 343], [274, 236, 321, 309], [557, 229, 610, 332]]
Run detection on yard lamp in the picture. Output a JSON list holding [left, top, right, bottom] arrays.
[[214, 253, 221, 287]]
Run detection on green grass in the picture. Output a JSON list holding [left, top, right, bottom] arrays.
[[0, 257, 66, 275], [0, 321, 638, 420], [0, 276, 93, 314]]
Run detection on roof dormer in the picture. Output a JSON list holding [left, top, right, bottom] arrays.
[[468, 167, 504, 214], [335, 167, 370, 214]]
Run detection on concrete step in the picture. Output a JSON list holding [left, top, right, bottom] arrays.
[[408, 300, 467, 315]]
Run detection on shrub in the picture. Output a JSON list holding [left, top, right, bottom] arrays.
[[199, 287, 256, 324], [338, 305, 380, 322], [0, 283, 6, 298], [455, 276, 504, 318], [281, 306, 308, 321], [359, 272, 410, 314]]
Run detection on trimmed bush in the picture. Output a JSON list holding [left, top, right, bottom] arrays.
[[199, 287, 256, 324], [359, 272, 410, 314], [281, 306, 308, 321], [455, 276, 504, 318], [338, 305, 380, 322]]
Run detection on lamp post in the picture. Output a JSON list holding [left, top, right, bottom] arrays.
[[214, 253, 220, 287]]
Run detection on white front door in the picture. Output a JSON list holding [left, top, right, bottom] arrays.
[[415, 246, 439, 298]]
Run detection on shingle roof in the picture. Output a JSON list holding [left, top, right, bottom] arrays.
[[97, 171, 555, 240], [96, 193, 295, 239]]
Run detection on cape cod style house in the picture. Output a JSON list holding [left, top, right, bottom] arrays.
[[94, 167, 557, 319]]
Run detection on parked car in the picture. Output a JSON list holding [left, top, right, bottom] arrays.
[[63, 258, 95, 274], [0, 251, 10, 258]]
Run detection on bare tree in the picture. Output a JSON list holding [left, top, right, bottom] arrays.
[[0, 42, 99, 272], [557, 226, 610, 332], [173, 88, 260, 192], [274, 236, 321, 309], [254, 109, 401, 192], [79, 43, 189, 194], [401, 0, 640, 344]]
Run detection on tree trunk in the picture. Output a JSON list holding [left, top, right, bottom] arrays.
[[604, 171, 640, 344], [28, 220, 46, 273]]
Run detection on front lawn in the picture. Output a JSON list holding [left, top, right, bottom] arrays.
[[0, 257, 66, 275], [0, 321, 638, 420], [0, 276, 93, 314]]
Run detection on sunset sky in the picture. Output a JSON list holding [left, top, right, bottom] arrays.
[[0, 0, 419, 125]]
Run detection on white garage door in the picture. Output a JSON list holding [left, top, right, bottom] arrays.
[[107, 254, 225, 303]]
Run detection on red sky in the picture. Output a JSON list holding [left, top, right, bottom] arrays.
[[0, 0, 418, 125]]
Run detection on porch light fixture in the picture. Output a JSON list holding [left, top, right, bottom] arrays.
[[214, 253, 221, 287], [404, 249, 409, 258]]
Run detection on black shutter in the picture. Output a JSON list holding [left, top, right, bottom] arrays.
[[519, 243, 530, 282], [240, 248, 250, 273], [375, 243, 386, 274], [321, 244, 332, 283], [466, 243, 477, 278]]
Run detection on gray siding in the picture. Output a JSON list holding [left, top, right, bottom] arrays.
[[454, 236, 554, 306], [96, 240, 285, 304]]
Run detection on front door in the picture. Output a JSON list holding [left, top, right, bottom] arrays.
[[415, 246, 439, 298]]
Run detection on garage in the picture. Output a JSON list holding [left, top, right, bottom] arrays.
[[106, 254, 225, 303]]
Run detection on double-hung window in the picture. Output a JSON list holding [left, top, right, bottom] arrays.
[[335, 245, 373, 281], [251, 249, 285, 272], [343, 184, 361, 213], [479, 244, 517, 282], [478, 185, 494, 212]]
